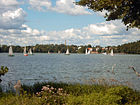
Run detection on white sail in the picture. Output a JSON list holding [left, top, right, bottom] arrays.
[[24, 46, 28, 56], [30, 48, 33, 54], [28, 48, 33, 55], [87, 50, 91, 54], [9, 46, 14, 56], [110, 49, 114, 56], [65, 40, 70, 55], [85, 48, 90, 55], [66, 48, 70, 55]]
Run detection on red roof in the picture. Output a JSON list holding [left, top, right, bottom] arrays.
[[88, 48, 92, 50]]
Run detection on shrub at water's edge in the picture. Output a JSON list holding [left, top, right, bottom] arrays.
[[0, 66, 8, 83], [0, 82, 140, 105]]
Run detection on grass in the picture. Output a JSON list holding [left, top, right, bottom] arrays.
[[0, 82, 140, 105]]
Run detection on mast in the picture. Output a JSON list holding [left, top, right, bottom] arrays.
[[65, 40, 70, 55], [85, 48, 88, 55]]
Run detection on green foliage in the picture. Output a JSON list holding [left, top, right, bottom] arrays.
[[77, 0, 140, 29], [117, 40, 140, 54], [106, 86, 140, 104], [0, 66, 8, 76], [0, 86, 2, 93], [22, 82, 69, 95], [0, 93, 43, 105], [22, 82, 47, 94], [67, 85, 140, 105], [0, 45, 9, 52], [77, 46, 86, 53], [36, 85, 67, 105], [22, 82, 107, 96], [22, 82, 140, 105], [0, 66, 8, 83], [0, 82, 140, 105], [0, 44, 78, 53], [67, 92, 121, 105], [0, 40, 140, 54]]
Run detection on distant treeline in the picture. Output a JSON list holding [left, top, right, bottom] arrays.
[[0, 40, 140, 54], [116, 40, 140, 54]]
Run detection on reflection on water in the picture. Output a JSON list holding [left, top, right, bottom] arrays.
[[0, 53, 140, 90]]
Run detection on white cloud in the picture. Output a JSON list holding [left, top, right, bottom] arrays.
[[0, 0, 26, 30], [0, 0, 20, 13], [0, 8, 26, 29], [53, 0, 91, 15], [29, 0, 52, 11], [0, 0, 19, 6], [83, 21, 125, 36], [0, 20, 140, 46], [28, 0, 91, 15], [96, 10, 109, 17]]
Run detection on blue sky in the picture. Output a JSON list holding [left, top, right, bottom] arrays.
[[0, 0, 140, 46], [22, 1, 105, 31], [26, 11, 105, 31]]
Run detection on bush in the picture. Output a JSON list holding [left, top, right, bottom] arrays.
[[0, 86, 2, 94], [0, 82, 140, 105], [0, 93, 43, 105], [67, 85, 140, 105], [0, 66, 8, 83], [106, 86, 140, 105]]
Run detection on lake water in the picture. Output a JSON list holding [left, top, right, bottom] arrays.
[[0, 53, 140, 90]]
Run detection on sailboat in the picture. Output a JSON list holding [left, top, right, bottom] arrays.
[[65, 48, 70, 55], [85, 48, 91, 55], [48, 51, 50, 54], [28, 48, 33, 55], [8, 46, 14, 56], [65, 40, 70, 55], [110, 49, 114, 56], [87, 50, 91, 54], [24, 46, 28, 56]]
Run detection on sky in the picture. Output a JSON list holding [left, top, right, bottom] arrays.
[[0, 0, 140, 47]]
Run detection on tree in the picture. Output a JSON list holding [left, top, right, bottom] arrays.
[[77, 46, 86, 53], [76, 0, 140, 30]]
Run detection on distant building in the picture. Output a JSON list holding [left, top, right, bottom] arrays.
[[102, 47, 105, 50], [88, 48, 92, 51]]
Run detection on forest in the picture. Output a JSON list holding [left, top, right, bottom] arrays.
[[0, 40, 140, 54]]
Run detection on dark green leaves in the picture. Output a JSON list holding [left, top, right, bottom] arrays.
[[76, 0, 140, 30], [0, 66, 9, 83]]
